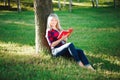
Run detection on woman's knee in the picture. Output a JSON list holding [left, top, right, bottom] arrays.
[[69, 42, 74, 47], [77, 49, 84, 53]]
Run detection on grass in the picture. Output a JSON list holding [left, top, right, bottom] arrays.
[[0, 3, 120, 80]]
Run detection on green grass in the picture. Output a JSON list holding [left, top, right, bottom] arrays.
[[0, 5, 120, 80]]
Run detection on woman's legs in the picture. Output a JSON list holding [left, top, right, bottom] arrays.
[[52, 43, 95, 70], [76, 49, 89, 66], [52, 43, 81, 62], [76, 49, 95, 70], [52, 43, 73, 56]]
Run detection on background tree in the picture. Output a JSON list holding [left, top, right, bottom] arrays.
[[63, 0, 66, 7], [114, 0, 120, 8], [3, 0, 11, 9], [91, 0, 98, 8], [4, 0, 7, 6], [58, 0, 61, 10], [17, 0, 21, 12], [34, 0, 53, 54], [69, 0, 72, 12], [8, 0, 10, 9], [57, 0, 72, 12]]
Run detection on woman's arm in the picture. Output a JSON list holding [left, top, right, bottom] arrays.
[[51, 34, 68, 47]]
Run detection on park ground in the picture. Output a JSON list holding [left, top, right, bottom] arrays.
[[0, 0, 120, 80]]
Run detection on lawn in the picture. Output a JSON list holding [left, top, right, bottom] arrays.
[[0, 2, 120, 80]]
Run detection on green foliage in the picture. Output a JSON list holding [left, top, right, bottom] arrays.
[[0, 6, 120, 80]]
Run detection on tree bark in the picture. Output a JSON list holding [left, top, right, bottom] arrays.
[[91, 0, 98, 8], [96, 0, 98, 8], [4, 0, 7, 6], [92, 0, 95, 7], [17, 0, 21, 12], [69, 0, 72, 12], [8, 0, 10, 9], [114, 0, 116, 8], [58, 0, 61, 10], [34, 0, 53, 54], [63, 0, 66, 7]]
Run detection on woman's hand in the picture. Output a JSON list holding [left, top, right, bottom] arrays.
[[51, 34, 69, 47], [61, 34, 69, 41]]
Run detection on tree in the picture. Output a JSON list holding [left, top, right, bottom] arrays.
[[8, 0, 10, 9], [69, 0, 72, 12], [113, 0, 120, 8], [4, 0, 7, 6], [58, 0, 72, 12], [91, 0, 98, 8], [63, 0, 66, 7], [34, 0, 53, 54], [3, 0, 11, 9], [58, 0, 61, 10], [17, 0, 21, 12]]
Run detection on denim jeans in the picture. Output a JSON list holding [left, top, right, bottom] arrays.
[[52, 42, 90, 66]]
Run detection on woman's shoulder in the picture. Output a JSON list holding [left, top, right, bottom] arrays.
[[47, 29, 52, 32], [47, 29, 55, 34], [48, 29, 57, 32]]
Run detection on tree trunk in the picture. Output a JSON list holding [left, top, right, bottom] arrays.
[[114, 0, 116, 8], [69, 0, 72, 12], [96, 0, 98, 8], [92, 0, 95, 7], [4, 0, 7, 6], [91, 0, 98, 8], [58, 0, 61, 10], [34, 0, 53, 54], [8, 0, 10, 9], [17, 0, 21, 12], [63, 0, 66, 7]]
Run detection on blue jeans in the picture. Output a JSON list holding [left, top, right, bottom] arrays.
[[52, 42, 90, 66]]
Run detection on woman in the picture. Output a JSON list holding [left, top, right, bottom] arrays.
[[45, 13, 95, 70]]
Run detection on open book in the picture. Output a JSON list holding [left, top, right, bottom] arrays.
[[57, 28, 73, 39]]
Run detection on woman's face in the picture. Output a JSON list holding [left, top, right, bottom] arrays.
[[50, 17, 58, 28]]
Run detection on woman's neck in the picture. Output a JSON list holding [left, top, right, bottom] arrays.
[[52, 26, 58, 30]]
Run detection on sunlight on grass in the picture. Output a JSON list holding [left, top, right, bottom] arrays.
[[0, 41, 52, 61], [53, 0, 92, 7], [0, 41, 35, 55], [53, 0, 112, 8], [4, 20, 34, 26], [88, 52, 120, 68]]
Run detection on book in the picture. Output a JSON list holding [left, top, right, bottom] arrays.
[[57, 28, 73, 39]]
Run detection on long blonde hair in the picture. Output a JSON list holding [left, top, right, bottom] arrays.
[[45, 13, 63, 46], [46, 13, 62, 31]]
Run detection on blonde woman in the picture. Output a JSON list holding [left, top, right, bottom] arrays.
[[45, 13, 95, 71]]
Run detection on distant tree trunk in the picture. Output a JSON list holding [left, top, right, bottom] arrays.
[[92, 0, 95, 7], [63, 0, 66, 7], [58, 0, 61, 10], [96, 0, 98, 8], [69, 0, 72, 12], [8, 0, 10, 9], [34, 0, 53, 54], [91, 0, 98, 8], [4, 0, 7, 6], [17, 0, 21, 12], [114, 0, 116, 8]]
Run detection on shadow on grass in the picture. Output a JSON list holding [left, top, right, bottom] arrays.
[[0, 20, 35, 46], [0, 5, 31, 11], [88, 55, 120, 73], [95, 76, 120, 80], [0, 52, 71, 80]]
